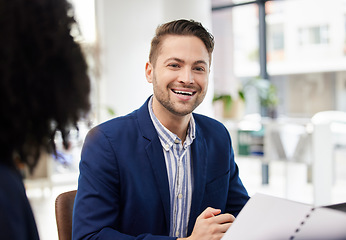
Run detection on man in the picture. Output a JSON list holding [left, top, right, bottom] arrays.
[[72, 19, 249, 240]]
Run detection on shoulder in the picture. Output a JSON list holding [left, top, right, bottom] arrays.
[[0, 164, 26, 197], [0, 164, 39, 239], [92, 98, 152, 138], [192, 113, 232, 149], [98, 110, 139, 132], [193, 113, 229, 135], [86, 109, 141, 143]]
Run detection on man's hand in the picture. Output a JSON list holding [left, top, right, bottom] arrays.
[[178, 207, 235, 240]]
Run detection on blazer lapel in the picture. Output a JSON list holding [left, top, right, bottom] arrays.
[[137, 97, 171, 232], [187, 127, 208, 235], [145, 137, 171, 231], [137, 98, 208, 235]]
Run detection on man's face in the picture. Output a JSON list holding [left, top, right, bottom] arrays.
[[146, 35, 210, 117]]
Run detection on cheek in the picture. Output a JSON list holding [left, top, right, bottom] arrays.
[[156, 69, 174, 81], [204, 78, 209, 89], [196, 76, 209, 90], [163, 70, 179, 79]]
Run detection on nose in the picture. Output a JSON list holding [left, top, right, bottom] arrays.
[[179, 68, 194, 84]]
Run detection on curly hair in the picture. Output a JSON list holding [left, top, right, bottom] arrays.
[[149, 19, 215, 66], [0, 0, 90, 171]]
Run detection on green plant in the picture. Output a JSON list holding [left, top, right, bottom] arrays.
[[245, 78, 278, 108], [260, 83, 278, 108], [212, 90, 245, 111], [243, 77, 279, 118]]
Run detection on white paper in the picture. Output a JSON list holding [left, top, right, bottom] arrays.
[[222, 193, 346, 240], [294, 207, 346, 240]]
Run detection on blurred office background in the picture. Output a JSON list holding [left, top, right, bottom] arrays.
[[23, 0, 346, 239]]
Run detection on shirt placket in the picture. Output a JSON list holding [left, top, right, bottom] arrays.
[[174, 140, 188, 237]]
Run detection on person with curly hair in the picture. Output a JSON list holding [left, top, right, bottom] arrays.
[[0, 0, 90, 239]]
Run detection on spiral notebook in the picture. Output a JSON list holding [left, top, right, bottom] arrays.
[[222, 193, 346, 240]]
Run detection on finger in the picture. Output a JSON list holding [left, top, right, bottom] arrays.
[[207, 222, 232, 236], [219, 222, 232, 233], [213, 213, 235, 224], [201, 207, 221, 219]]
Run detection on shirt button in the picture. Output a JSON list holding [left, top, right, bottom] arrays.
[[178, 193, 183, 199], [176, 231, 179, 236], [174, 139, 180, 144], [165, 144, 170, 149]]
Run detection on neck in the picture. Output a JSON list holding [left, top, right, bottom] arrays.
[[152, 100, 191, 143]]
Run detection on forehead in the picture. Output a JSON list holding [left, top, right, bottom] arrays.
[[157, 35, 210, 64]]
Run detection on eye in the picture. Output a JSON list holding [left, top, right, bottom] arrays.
[[168, 63, 180, 68], [194, 66, 205, 72]]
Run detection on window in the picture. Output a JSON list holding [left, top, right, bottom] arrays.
[[212, 0, 346, 117], [273, 33, 284, 50], [267, 24, 284, 62], [298, 25, 329, 46]]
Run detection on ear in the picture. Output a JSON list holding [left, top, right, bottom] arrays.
[[145, 61, 153, 83]]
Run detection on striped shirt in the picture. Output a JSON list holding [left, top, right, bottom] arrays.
[[148, 97, 195, 238]]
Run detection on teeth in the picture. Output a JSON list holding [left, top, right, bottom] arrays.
[[173, 90, 193, 96]]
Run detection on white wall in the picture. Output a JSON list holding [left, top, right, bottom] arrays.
[[95, 0, 214, 123]]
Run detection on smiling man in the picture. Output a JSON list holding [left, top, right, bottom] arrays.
[[73, 19, 249, 240]]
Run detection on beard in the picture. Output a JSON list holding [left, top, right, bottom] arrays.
[[152, 73, 207, 117]]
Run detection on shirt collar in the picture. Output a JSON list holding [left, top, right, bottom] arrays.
[[148, 96, 195, 151]]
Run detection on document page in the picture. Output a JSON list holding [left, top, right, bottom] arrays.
[[293, 207, 346, 240], [222, 193, 346, 240], [222, 193, 312, 240]]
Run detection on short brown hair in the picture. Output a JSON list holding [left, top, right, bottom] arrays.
[[149, 19, 215, 66]]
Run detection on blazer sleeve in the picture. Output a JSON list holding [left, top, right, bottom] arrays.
[[72, 127, 175, 240], [225, 131, 250, 217]]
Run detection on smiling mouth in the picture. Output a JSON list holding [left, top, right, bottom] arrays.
[[172, 89, 195, 96]]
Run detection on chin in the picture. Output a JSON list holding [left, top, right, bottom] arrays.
[[171, 104, 199, 116]]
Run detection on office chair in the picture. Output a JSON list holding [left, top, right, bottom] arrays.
[[55, 190, 77, 240]]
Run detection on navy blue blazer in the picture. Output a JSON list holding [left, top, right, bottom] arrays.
[[0, 164, 39, 240], [72, 97, 249, 240]]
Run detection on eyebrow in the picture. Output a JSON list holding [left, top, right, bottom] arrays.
[[164, 57, 208, 67], [194, 60, 208, 66]]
